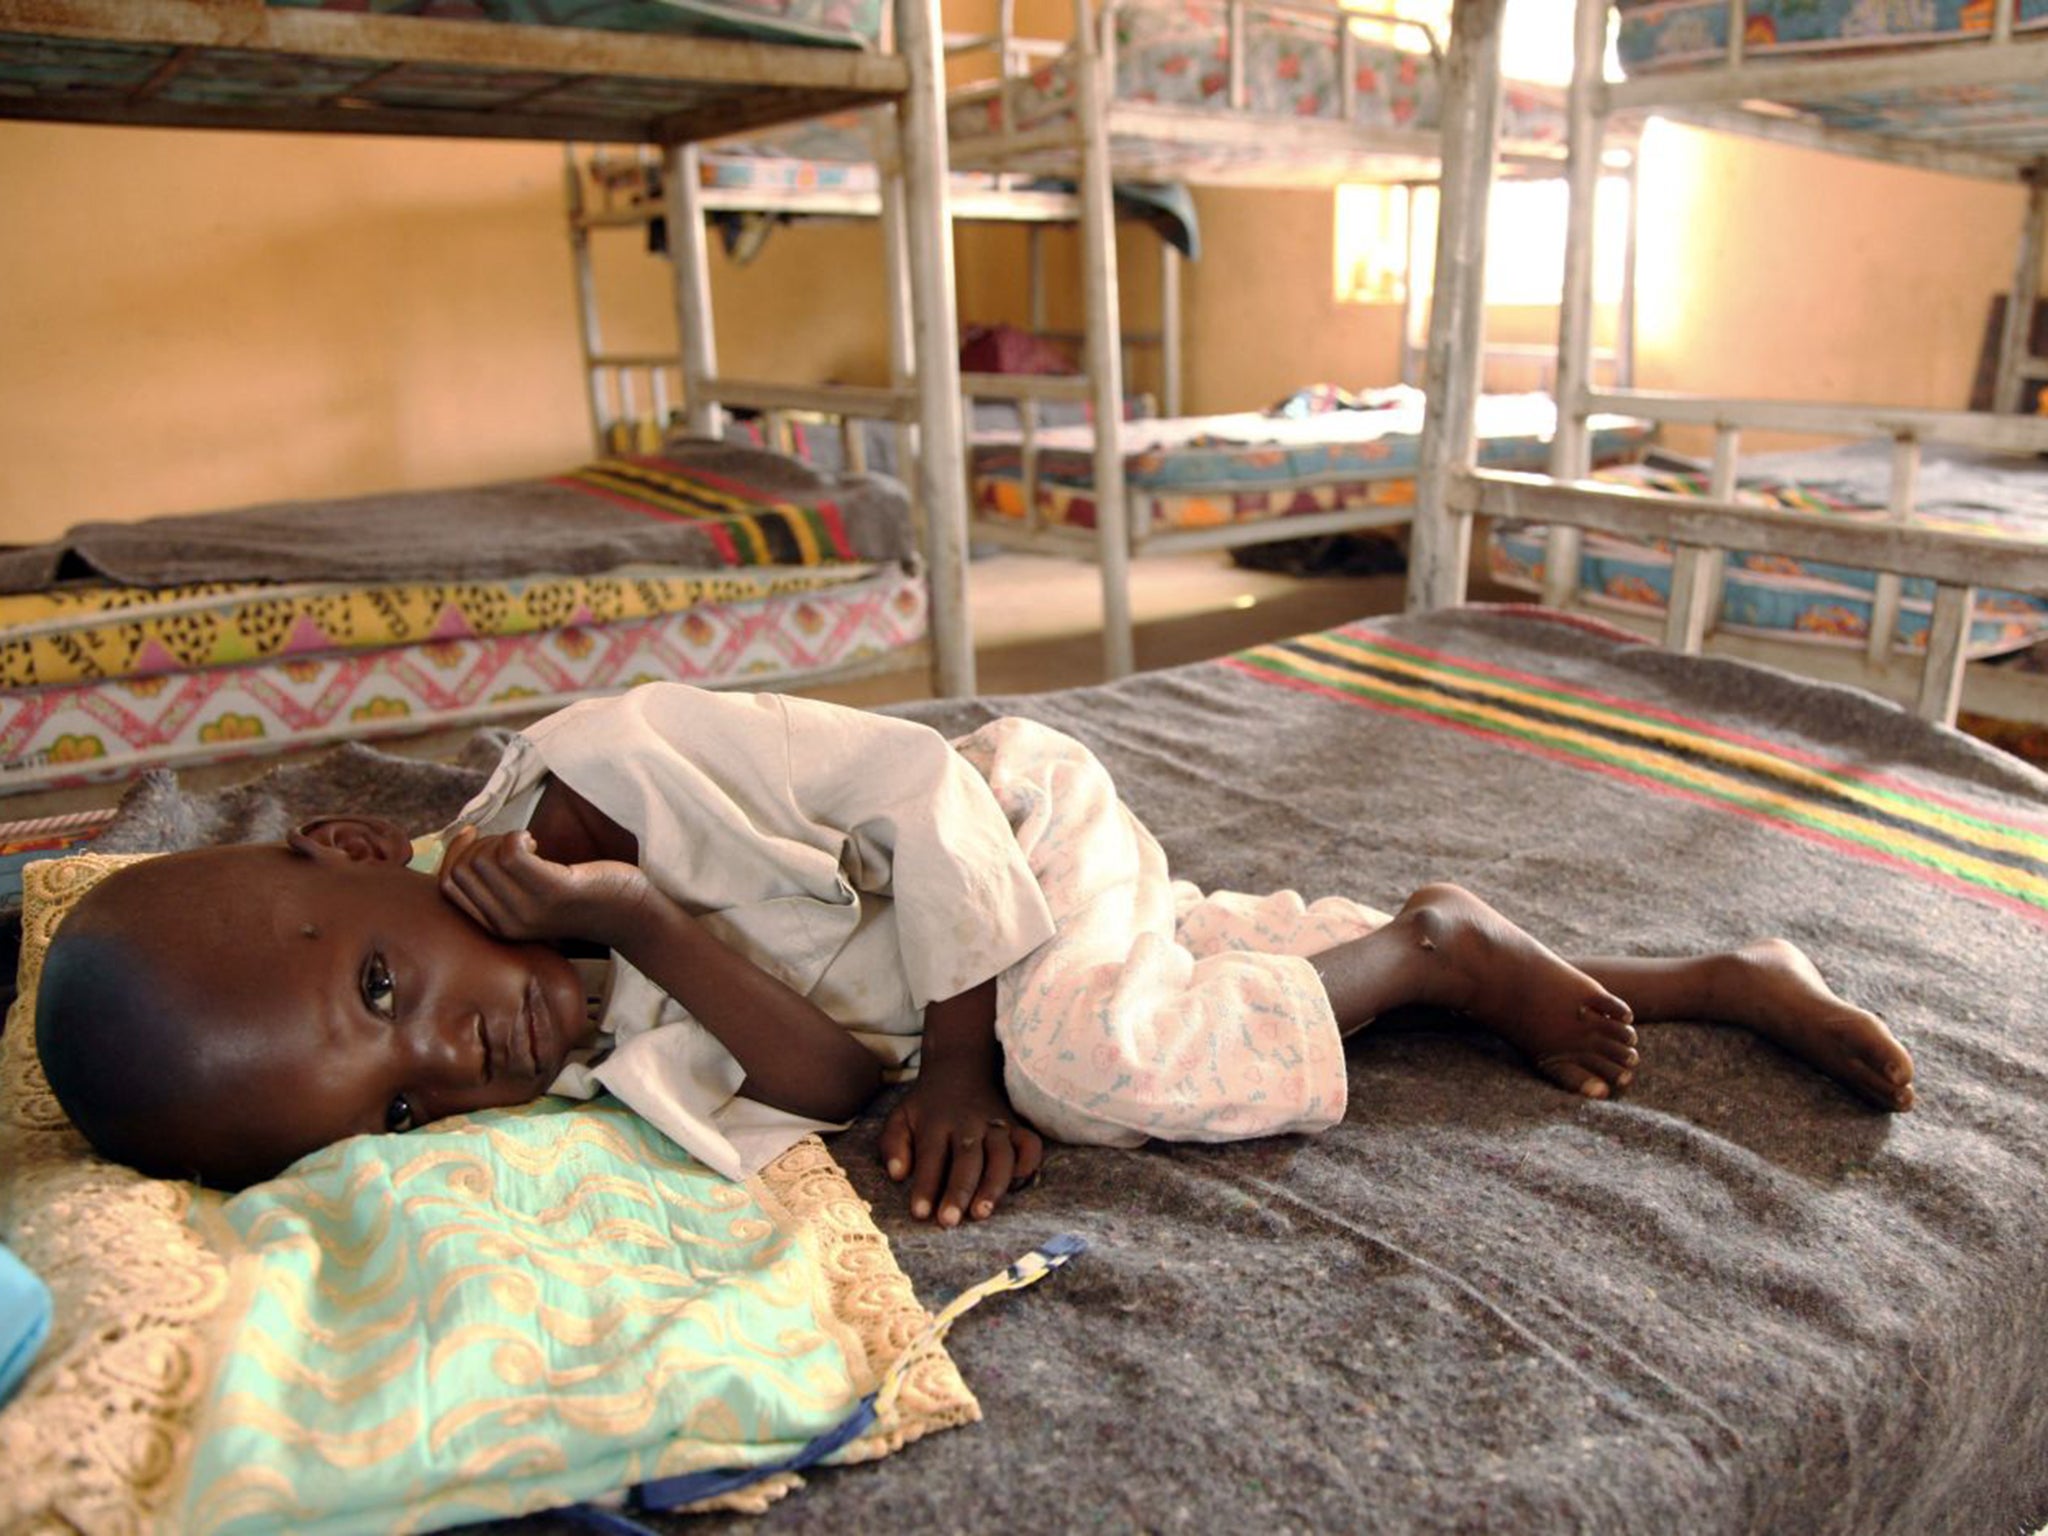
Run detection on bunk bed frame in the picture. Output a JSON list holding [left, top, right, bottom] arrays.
[[942, 0, 1602, 678], [0, 0, 982, 698], [1410, 0, 2048, 731], [562, 132, 1188, 460]]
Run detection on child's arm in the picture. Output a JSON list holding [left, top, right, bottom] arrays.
[[438, 827, 882, 1123], [877, 979, 1045, 1227]]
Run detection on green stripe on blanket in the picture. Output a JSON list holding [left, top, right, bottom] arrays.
[[556, 458, 852, 568], [1227, 625, 2048, 927]]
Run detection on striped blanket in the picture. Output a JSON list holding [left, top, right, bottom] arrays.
[[16, 608, 2048, 1534], [0, 441, 912, 594], [1228, 621, 2048, 929]]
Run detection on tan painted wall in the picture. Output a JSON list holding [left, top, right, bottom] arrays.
[[1631, 120, 2029, 454], [1, 66, 2037, 542]]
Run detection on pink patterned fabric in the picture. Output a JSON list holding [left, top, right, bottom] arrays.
[[955, 717, 1383, 1148]]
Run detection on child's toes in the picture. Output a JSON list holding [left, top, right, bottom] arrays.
[[1537, 1054, 1611, 1099]]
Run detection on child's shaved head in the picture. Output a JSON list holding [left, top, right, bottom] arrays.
[[35, 856, 230, 1180], [33, 823, 592, 1190]]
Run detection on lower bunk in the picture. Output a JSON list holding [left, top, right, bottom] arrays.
[[969, 386, 1653, 675], [3, 606, 2044, 1532], [0, 439, 930, 799]]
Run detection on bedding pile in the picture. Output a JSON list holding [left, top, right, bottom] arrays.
[[0, 442, 912, 592], [0, 441, 926, 794], [3, 607, 2045, 1531]]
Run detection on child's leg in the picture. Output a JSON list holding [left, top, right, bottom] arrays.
[[1311, 884, 1642, 1101], [1571, 944, 1914, 1111]]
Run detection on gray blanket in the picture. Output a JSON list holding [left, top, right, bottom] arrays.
[[70, 608, 2048, 1535], [0, 441, 913, 592]]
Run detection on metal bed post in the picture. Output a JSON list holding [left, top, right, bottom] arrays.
[[1992, 167, 2046, 416], [876, 116, 920, 519], [1861, 434, 1922, 669], [1408, 0, 1505, 611], [1159, 240, 1182, 418], [895, 0, 976, 697], [1538, 0, 1609, 611], [664, 142, 721, 439], [1075, 0, 1135, 677], [563, 148, 614, 455], [1665, 425, 1736, 652]]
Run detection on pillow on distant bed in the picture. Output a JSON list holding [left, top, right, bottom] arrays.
[[0, 853, 978, 1535]]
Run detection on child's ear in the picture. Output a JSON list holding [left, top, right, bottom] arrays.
[[286, 816, 415, 866]]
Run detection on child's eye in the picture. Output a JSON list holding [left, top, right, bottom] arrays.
[[385, 1094, 416, 1134], [361, 953, 396, 1019]]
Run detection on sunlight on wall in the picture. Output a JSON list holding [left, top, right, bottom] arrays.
[[1337, 175, 1631, 309], [1331, 0, 1617, 310]]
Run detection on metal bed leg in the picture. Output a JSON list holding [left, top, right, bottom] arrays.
[[1865, 435, 1920, 670], [1539, 0, 1609, 612], [1917, 583, 1974, 725], [664, 142, 720, 440], [1410, 0, 1505, 612], [896, 0, 975, 698], [1073, 0, 1134, 678], [1159, 239, 1182, 419]]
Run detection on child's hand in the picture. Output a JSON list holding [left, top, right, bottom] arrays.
[[437, 825, 649, 947], [878, 1077, 1043, 1228]]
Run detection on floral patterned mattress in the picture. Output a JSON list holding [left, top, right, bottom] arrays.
[[1487, 445, 2048, 659], [0, 563, 923, 795], [1615, 0, 2048, 151], [948, 1, 1566, 178]]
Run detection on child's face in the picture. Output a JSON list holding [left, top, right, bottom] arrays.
[[150, 839, 595, 1185]]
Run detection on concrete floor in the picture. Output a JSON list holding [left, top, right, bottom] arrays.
[[809, 548, 1409, 708]]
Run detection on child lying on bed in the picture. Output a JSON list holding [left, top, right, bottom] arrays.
[[35, 684, 1917, 1218]]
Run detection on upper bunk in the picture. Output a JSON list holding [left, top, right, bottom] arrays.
[[943, 0, 1587, 187], [0, 0, 909, 145], [1605, 0, 2048, 183]]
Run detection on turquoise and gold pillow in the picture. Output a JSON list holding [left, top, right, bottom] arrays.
[[0, 853, 976, 1533]]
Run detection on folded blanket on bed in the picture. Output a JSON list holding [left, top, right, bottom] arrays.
[[0, 441, 913, 594]]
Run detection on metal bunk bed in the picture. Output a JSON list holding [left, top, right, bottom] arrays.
[[0, 0, 980, 699], [1411, 0, 2048, 732], [561, 125, 1191, 462], [940, 0, 1618, 679]]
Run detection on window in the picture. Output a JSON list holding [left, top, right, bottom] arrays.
[[1332, 0, 1628, 312]]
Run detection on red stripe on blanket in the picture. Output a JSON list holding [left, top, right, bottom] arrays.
[[1358, 625, 2048, 832], [552, 475, 742, 565], [1226, 655, 2048, 930]]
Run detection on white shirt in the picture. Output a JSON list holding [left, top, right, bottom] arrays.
[[450, 685, 1057, 1179]]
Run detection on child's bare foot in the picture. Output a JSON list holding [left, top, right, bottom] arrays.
[[1387, 884, 1640, 1100], [1703, 940, 1915, 1111]]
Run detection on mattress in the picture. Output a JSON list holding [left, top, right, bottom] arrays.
[[265, 0, 884, 49], [1615, 0, 2048, 151], [1486, 445, 2048, 658], [0, 439, 924, 793], [0, 0, 882, 123], [0, 562, 924, 795], [971, 390, 1653, 535], [39, 605, 2047, 1533], [950, 1, 1566, 176], [1617, 0, 2048, 69]]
